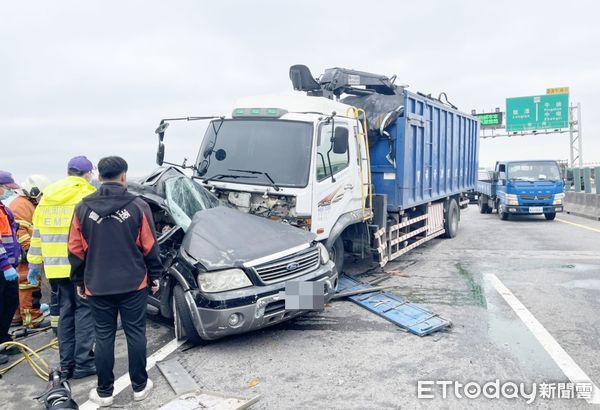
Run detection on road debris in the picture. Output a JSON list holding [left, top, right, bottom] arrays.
[[157, 358, 260, 409], [157, 358, 198, 395], [160, 391, 261, 410], [247, 378, 260, 388]]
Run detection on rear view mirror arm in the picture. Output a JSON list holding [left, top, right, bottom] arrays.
[[154, 115, 224, 168], [155, 115, 224, 140]]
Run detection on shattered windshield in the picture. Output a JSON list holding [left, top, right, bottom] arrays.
[[507, 162, 561, 182], [196, 119, 313, 188], [164, 176, 220, 230]]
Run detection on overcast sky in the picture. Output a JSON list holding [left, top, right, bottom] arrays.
[[2, 0, 599, 183]]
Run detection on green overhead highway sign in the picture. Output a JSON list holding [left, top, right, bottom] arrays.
[[506, 93, 569, 132], [475, 112, 503, 129]]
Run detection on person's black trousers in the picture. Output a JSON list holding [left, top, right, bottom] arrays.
[[54, 278, 95, 374], [0, 273, 19, 344], [49, 277, 59, 332], [89, 289, 149, 397]]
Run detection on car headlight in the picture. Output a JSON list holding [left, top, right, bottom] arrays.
[[506, 194, 519, 205], [553, 193, 565, 205], [197, 268, 252, 293], [317, 242, 330, 265]]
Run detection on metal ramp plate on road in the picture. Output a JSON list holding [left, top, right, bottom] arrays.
[[337, 274, 451, 336]]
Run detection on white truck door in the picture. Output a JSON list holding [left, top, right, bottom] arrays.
[[311, 120, 362, 240]]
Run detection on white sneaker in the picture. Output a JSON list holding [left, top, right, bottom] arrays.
[[133, 378, 154, 401], [89, 388, 114, 407]]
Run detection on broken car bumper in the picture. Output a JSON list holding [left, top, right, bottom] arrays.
[[181, 262, 337, 340]]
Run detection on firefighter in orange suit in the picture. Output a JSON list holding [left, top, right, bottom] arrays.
[[9, 175, 51, 328]]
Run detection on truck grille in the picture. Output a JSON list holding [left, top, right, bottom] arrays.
[[253, 246, 320, 284], [521, 194, 551, 201]]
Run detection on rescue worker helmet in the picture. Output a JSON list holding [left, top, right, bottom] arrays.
[[21, 174, 51, 200]]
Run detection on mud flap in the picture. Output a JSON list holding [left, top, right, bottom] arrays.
[[337, 275, 451, 336]]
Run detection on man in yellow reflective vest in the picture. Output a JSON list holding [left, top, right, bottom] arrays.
[[28, 156, 97, 379]]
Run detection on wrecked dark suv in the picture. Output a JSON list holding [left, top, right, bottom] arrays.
[[130, 167, 337, 344]]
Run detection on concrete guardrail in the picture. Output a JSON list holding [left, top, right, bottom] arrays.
[[564, 191, 600, 220]]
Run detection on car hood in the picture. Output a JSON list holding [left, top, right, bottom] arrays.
[[181, 206, 316, 271]]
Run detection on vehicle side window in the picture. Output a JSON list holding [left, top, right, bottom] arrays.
[[316, 123, 350, 181]]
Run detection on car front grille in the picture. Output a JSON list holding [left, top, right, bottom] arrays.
[[253, 246, 320, 284], [521, 194, 551, 201]]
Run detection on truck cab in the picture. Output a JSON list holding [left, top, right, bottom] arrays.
[[493, 160, 565, 220], [194, 95, 370, 270]]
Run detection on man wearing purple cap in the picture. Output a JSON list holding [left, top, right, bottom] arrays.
[[28, 156, 97, 379], [0, 171, 19, 205]]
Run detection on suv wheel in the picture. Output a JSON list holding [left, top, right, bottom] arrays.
[[173, 284, 206, 345]]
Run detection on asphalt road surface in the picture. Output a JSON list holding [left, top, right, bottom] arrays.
[[1, 206, 599, 409]]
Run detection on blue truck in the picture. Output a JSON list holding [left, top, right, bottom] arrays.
[[155, 65, 479, 272], [476, 160, 565, 220]]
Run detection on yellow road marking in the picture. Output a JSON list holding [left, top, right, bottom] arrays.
[[556, 218, 600, 233]]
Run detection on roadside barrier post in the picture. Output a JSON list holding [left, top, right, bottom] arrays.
[[565, 168, 572, 191], [583, 168, 592, 193], [573, 168, 581, 193]]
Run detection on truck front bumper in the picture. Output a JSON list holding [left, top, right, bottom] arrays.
[[181, 262, 337, 341], [505, 205, 563, 214]]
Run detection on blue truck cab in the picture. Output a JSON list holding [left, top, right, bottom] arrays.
[[476, 160, 564, 220]]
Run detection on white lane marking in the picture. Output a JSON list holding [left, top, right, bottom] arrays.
[[79, 338, 183, 409], [556, 218, 600, 233], [486, 274, 600, 404]]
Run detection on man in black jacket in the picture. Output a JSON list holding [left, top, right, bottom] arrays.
[[68, 156, 163, 407]]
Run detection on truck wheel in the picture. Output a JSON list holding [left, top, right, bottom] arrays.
[[497, 202, 509, 220], [478, 196, 488, 214], [443, 198, 459, 238], [544, 212, 556, 221], [328, 237, 345, 275], [172, 284, 205, 346]]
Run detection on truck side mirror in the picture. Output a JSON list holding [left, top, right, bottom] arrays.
[[332, 127, 349, 154], [155, 121, 170, 166], [499, 171, 506, 180], [156, 142, 165, 166]]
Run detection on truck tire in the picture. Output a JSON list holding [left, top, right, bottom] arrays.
[[544, 212, 556, 221], [497, 202, 509, 220], [443, 198, 459, 238], [478, 196, 489, 214], [173, 284, 205, 346], [329, 237, 345, 274]]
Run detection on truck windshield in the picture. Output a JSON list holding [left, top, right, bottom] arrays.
[[196, 119, 313, 188], [507, 162, 561, 182]]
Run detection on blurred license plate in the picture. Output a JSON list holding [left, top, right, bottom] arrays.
[[529, 207, 543, 213]]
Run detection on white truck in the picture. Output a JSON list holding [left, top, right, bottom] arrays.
[[155, 65, 479, 272]]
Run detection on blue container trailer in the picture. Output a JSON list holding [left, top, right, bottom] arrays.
[[370, 90, 479, 212]]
